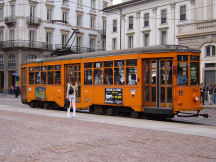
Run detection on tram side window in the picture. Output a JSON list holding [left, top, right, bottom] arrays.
[[48, 71, 54, 84], [84, 63, 93, 85], [177, 56, 188, 85], [84, 69, 93, 84], [126, 59, 137, 85], [47, 65, 61, 85], [114, 60, 125, 85], [94, 69, 103, 85], [29, 72, 34, 84], [104, 61, 113, 85], [190, 56, 200, 85], [54, 71, 61, 84], [41, 72, 47, 84], [35, 72, 41, 84]]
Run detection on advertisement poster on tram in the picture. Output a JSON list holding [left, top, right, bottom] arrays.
[[105, 88, 123, 104], [35, 87, 46, 100]]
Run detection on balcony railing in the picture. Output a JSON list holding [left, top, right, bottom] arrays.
[[27, 17, 41, 26], [178, 20, 216, 36], [4, 16, 16, 26], [0, 40, 54, 50]]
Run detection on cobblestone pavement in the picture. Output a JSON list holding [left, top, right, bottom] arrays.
[[0, 95, 216, 162]]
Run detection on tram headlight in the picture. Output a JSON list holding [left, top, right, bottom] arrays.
[[130, 89, 136, 96], [194, 96, 199, 102]]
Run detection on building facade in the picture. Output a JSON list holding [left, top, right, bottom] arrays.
[[0, 0, 112, 93], [177, 0, 216, 85], [104, 0, 216, 85]]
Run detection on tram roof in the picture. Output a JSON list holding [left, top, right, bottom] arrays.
[[31, 45, 200, 63]]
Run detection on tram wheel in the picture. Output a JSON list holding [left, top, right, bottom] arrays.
[[29, 101, 36, 108], [43, 102, 50, 109], [89, 106, 95, 114], [94, 107, 104, 115], [105, 108, 114, 115], [130, 111, 140, 118]]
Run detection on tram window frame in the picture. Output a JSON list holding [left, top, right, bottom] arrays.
[[47, 65, 61, 85], [103, 61, 113, 85], [126, 59, 137, 85], [48, 71, 54, 84], [94, 65, 103, 85], [190, 56, 200, 85], [66, 64, 80, 84], [29, 72, 34, 84], [114, 60, 125, 85], [177, 55, 188, 86], [84, 63, 93, 85]]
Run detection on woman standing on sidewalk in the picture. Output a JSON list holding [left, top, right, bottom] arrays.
[[66, 81, 78, 118], [213, 85, 216, 105]]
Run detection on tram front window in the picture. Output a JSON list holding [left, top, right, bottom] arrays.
[[177, 56, 188, 85], [190, 56, 199, 85]]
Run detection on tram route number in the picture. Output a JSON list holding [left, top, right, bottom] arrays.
[[105, 88, 123, 104]]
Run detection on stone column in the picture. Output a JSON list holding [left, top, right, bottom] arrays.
[[135, 11, 141, 48], [4, 54, 8, 93]]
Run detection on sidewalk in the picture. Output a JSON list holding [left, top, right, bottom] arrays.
[[203, 104, 216, 109]]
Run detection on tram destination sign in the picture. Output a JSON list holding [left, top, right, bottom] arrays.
[[105, 88, 123, 104]]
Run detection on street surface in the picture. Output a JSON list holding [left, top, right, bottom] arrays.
[[0, 94, 216, 162]]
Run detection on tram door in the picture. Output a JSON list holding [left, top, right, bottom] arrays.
[[65, 64, 81, 102], [143, 59, 173, 109]]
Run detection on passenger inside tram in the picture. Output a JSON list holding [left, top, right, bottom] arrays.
[[178, 70, 187, 85]]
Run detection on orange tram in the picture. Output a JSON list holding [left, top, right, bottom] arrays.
[[20, 45, 208, 118]]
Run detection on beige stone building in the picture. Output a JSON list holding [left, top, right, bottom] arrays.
[[177, 0, 216, 85]]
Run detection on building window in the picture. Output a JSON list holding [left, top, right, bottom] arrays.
[[77, 0, 83, 8], [206, 45, 216, 57], [47, 7, 53, 23], [46, 31, 53, 49], [90, 37, 96, 51], [102, 18, 107, 33], [0, 55, 4, 64], [128, 16, 133, 30], [0, 7, 4, 20], [30, 5, 36, 18], [103, 1, 108, 8], [161, 9, 167, 24], [113, 19, 117, 32], [0, 30, 4, 41], [76, 36, 82, 48], [160, 30, 167, 45], [10, 5, 15, 17], [128, 35, 133, 48], [91, 0, 96, 9], [77, 14, 82, 26], [143, 32, 149, 47], [61, 33, 68, 48], [9, 29, 15, 41], [112, 38, 117, 50], [90, 15, 96, 29], [63, 0, 69, 6], [26, 55, 37, 63], [180, 5, 186, 21], [8, 55, 16, 67], [62, 11, 68, 24], [144, 13, 149, 27], [29, 30, 36, 42]]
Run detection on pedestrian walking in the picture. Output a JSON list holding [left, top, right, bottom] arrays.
[[14, 86, 20, 98], [200, 84, 205, 105], [213, 85, 216, 104], [66, 81, 78, 118]]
